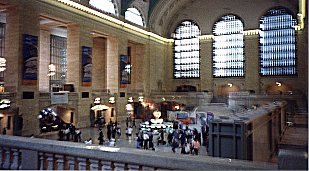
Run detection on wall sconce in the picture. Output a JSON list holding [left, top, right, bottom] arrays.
[[138, 96, 144, 103], [228, 83, 233, 87], [48, 64, 56, 76], [109, 97, 115, 104], [276, 82, 282, 87], [0, 57, 6, 72], [94, 97, 101, 104], [128, 97, 133, 103]]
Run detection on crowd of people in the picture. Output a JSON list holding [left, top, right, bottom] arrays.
[[58, 123, 82, 142], [134, 123, 203, 155], [55, 117, 207, 156]]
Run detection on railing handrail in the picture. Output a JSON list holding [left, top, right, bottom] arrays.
[[0, 135, 277, 170]]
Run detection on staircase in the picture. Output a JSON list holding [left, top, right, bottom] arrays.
[[277, 112, 308, 170]]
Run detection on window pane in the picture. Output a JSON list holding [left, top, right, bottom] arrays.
[[50, 35, 67, 91], [173, 21, 200, 79], [89, 0, 116, 15], [259, 8, 297, 76], [125, 8, 144, 27], [213, 15, 244, 77]]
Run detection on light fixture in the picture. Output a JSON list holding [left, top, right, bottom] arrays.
[[109, 97, 115, 104], [276, 82, 282, 87], [128, 97, 133, 103], [48, 64, 56, 76], [0, 57, 6, 72], [138, 96, 144, 103], [228, 83, 233, 87], [94, 97, 101, 104]]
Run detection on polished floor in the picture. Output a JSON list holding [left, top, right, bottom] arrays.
[[37, 126, 209, 157]]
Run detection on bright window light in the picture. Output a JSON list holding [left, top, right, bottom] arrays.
[[213, 15, 244, 77], [125, 8, 144, 27], [89, 0, 116, 15], [259, 7, 297, 76], [173, 21, 200, 79]]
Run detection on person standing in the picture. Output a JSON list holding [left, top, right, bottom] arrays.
[[2, 128, 6, 135], [107, 122, 112, 141], [143, 131, 149, 149], [98, 130, 104, 145], [192, 138, 201, 155]]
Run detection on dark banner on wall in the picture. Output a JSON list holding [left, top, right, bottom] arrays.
[[22, 34, 38, 85], [120, 54, 131, 88], [82, 46, 92, 86]]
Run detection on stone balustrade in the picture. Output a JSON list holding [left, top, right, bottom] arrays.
[[0, 135, 277, 170]]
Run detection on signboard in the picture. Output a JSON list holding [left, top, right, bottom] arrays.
[[51, 92, 68, 104], [82, 46, 92, 86], [22, 34, 38, 85], [120, 54, 131, 88]]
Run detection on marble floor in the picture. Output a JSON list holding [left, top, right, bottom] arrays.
[[37, 126, 209, 157]]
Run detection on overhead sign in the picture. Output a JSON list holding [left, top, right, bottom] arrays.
[[51, 92, 68, 104]]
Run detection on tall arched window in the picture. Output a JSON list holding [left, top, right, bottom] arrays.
[[125, 8, 144, 27], [213, 15, 244, 77], [50, 35, 67, 91], [259, 7, 297, 76], [173, 21, 200, 79], [89, 0, 117, 15]]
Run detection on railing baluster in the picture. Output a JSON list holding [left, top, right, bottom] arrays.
[[113, 162, 125, 170], [77, 157, 87, 170], [0, 147, 3, 168], [101, 160, 112, 170], [2, 148, 11, 169], [127, 164, 140, 171], [89, 159, 99, 170], [39, 152, 44, 170], [55, 154, 64, 170], [10, 149, 19, 170], [66, 156, 75, 170], [46, 153, 54, 170]]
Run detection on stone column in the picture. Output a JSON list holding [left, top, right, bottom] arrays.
[[200, 37, 214, 92], [92, 37, 107, 92], [38, 29, 51, 92], [4, 6, 20, 93], [244, 34, 260, 93], [66, 24, 81, 92]]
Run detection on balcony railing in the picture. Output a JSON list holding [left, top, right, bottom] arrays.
[[0, 135, 277, 170]]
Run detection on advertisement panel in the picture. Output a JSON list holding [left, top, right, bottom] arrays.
[[82, 46, 92, 86], [22, 34, 38, 85]]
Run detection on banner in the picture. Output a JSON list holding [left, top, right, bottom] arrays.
[[82, 46, 92, 86], [22, 34, 38, 85], [120, 54, 131, 88]]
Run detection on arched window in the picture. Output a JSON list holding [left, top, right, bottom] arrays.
[[213, 15, 244, 77], [259, 7, 297, 76], [89, 0, 117, 15], [173, 20, 200, 79], [125, 7, 144, 27]]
